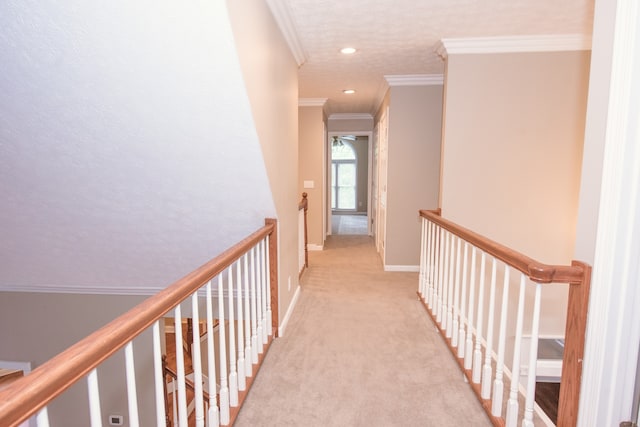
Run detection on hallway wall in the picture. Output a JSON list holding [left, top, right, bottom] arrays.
[[228, 0, 300, 322], [375, 84, 444, 268], [298, 105, 326, 248], [440, 48, 591, 335]]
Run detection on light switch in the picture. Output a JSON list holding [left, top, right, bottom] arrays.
[[303, 180, 315, 189]]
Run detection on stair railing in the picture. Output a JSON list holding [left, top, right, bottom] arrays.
[[0, 218, 279, 427], [418, 210, 590, 427], [298, 192, 309, 277]]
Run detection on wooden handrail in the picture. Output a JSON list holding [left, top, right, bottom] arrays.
[[0, 220, 277, 427], [298, 192, 309, 270], [419, 210, 585, 284], [420, 209, 591, 427]]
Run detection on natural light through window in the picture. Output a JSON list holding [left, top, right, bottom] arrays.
[[331, 140, 357, 211]]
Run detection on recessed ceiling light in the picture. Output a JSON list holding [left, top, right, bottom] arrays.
[[343, 89, 355, 94], [340, 47, 357, 55]]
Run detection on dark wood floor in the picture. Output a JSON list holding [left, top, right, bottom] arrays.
[[535, 382, 560, 424]]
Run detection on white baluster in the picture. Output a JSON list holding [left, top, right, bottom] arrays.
[[425, 221, 433, 308], [523, 282, 542, 427], [452, 237, 462, 348], [228, 264, 239, 407], [419, 218, 426, 298], [473, 252, 487, 384], [441, 231, 450, 330], [217, 276, 230, 425], [446, 232, 455, 339], [250, 246, 259, 364], [174, 306, 188, 427], [124, 342, 140, 427], [152, 321, 166, 427], [427, 222, 436, 308], [205, 280, 220, 427], [482, 258, 498, 400], [243, 254, 253, 376], [458, 242, 469, 359], [263, 238, 271, 341], [36, 407, 50, 427], [492, 266, 511, 417], [265, 237, 273, 338], [506, 274, 527, 427], [191, 294, 205, 427], [465, 247, 477, 370], [87, 369, 102, 427], [436, 226, 444, 322], [236, 258, 246, 391], [256, 244, 264, 354]]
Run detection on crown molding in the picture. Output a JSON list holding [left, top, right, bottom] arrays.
[[328, 113, 373, 121], [266, 0, 307, 66], [435, 34, 592, 59], [298, 98, 327, 107], [384, 74, 444, 86]]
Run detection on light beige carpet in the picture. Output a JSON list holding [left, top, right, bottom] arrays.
[[235, 236, 491, 427]]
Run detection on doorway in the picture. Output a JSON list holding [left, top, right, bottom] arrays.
[[327, 132, 372, 236]]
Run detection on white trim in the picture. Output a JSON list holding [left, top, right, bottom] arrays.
[[579, 0, 640, 425], [265, 0, 307, 66], [328, 113, 373, 121], [384, 74, 444, 86], [307, 244, 324, 251], [435, 34, 592, 58], [278, 285, 300, 337], [383, 265, 420, 272], [299, 98, 327, 107], [0, 285, 236, 297], [0, 284, 163, 295]]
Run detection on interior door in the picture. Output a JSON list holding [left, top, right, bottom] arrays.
[[376, 108, 389, 261]]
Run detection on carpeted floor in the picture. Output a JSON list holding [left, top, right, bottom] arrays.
[[331, 214, 368, 235], [235, 235, 492, 427]]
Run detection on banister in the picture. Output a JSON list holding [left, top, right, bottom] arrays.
[[419, 210, 585, 284], [298, 193, 309, 270], [298, 192, 308, 211], [419, 209, 591, 427], [0, 220, 277, 427]]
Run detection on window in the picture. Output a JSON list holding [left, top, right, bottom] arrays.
[[331, 142, 357, 210]]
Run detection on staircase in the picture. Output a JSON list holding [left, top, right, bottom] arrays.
[[164, 318, 217, 427]]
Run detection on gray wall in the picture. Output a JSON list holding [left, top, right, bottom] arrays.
[[382, 84, 444, 267]]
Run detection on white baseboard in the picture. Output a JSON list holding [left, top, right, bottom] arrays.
[[278, 285, 300, 337], [307, 244, 323, 251], [384, 265, 420, 272]]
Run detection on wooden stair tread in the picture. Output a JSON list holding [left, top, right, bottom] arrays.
[[0, 369, 24, 392]]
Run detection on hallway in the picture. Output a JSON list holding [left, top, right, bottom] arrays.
[[235, 235, 490, 426]]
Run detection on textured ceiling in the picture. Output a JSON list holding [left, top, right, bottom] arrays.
[[278, 0, 595, 115]]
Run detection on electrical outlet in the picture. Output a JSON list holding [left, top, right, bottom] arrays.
[[109, 415, 123, 426]]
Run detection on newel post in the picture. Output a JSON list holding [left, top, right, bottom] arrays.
[[265, 218, 279, 337], [557, 261, 592, 427], [302, 192, 309, 268]]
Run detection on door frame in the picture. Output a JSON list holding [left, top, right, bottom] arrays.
[[326, 131, 373, 236]]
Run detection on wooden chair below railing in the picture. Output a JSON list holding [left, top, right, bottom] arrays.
[[417, 209, 590, 427]]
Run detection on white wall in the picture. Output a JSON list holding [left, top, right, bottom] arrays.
[[0, 0, 275, 293]]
